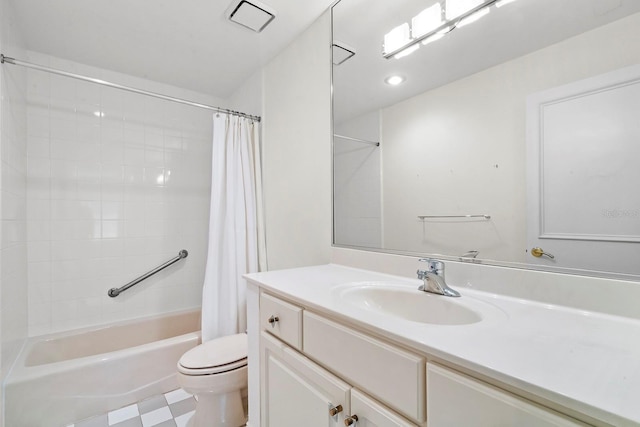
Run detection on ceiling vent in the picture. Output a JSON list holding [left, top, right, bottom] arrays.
[[332, 42, 356, 65], [227, 0, 276, 33]]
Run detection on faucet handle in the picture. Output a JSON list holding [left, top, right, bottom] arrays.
[[418, 258, 444, 275]]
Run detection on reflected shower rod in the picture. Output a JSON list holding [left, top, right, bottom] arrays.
[[0, 54, 261, 122]]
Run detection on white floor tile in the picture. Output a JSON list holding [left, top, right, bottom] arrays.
[[141, 407, 172, 427], [164, 388, 192, 405], [108, 403, 140, 425], [174, 411, 195, 427]]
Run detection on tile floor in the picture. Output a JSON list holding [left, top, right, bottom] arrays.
[[66, 389, 196, 427]]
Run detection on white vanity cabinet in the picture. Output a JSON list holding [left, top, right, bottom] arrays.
[[259, 292, 421, 427], [258, 291, 590, 427]]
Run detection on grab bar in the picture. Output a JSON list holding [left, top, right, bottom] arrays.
[[108, 249, 188, 297], [418, 214, 491, 220]]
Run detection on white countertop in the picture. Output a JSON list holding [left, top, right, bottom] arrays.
[[245, 264, 640, 427]]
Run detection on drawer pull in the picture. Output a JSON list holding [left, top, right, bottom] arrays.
[[329, 404, 343, 417], [344, 415, 358, 426], [267, 315, 279, 328]]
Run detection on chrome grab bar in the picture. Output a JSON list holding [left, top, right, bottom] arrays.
[[108, 249, 188, 297]]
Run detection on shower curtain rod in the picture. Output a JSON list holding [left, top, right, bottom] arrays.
[[0, 54, 261, 122], [334, 134, 380, 147]]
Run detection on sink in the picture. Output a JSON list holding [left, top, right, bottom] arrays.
[[336, 283, 491, 325]]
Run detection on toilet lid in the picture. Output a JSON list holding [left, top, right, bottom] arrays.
[[179, 333, 248, 370]]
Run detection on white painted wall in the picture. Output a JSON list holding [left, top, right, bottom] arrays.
[[245, 10, 332, 426], [334, 110, 382, 248], [24, 52, 225, 335], [261, 11, 332, 270], [229, 70, 263, 119], [0, 0, 29, 418], [381, 12, 640, 263]]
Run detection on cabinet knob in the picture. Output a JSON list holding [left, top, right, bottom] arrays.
[[344, 415, 358, 426], [329, 404, 343, 417], [267, 315, 279, 328]]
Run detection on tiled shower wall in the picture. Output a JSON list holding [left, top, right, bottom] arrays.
[[26, 52, 222, 335], [1, 0, 28, 394]]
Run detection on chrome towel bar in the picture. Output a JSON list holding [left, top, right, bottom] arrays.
[[108, 249, 188, 297], [418, 214, 491, 220]]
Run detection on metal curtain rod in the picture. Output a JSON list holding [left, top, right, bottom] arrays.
[[108, 249, 188, 297], [334, 134, 380, 147], [0, 54, 261, 122]]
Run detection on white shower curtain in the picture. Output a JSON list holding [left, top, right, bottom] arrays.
[[201, 113, 266, 342]]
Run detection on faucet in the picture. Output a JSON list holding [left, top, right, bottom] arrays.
[[416, 258, 460, 297]]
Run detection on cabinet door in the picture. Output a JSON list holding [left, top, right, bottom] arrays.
[[261, 332, 350, 427], [347, 389, 419, 427], [427, 364, 587, 427]]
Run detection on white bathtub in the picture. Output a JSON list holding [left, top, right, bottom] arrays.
[[5, 309, 201, 427]]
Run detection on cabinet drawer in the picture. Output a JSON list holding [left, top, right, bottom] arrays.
[[427, 363, 587, 426], [260, 293, 303, 350], [303, 311, 425, 423]]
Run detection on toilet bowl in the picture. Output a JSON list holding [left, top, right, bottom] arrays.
[[177, 333, 248, 427]]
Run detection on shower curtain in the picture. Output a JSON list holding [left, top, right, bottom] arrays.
[[201, 113, 266, 342]]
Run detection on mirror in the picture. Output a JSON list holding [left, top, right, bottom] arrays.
[[332, 0, 640, 280]]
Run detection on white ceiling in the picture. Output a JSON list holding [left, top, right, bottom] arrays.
[[9, 0, 336, 98]]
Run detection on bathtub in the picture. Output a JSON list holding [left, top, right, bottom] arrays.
[[5, 309, 201, 427]]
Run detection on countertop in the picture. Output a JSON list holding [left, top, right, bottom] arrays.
[[245, 264, 640, 427]]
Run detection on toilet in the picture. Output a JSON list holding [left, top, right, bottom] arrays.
[[177, 333, 248, 427]]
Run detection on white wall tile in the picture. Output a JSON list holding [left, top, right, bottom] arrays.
[[25, 52, 215, 334]]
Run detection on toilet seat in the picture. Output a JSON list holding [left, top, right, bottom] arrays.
[[178, 333, 248, 376]]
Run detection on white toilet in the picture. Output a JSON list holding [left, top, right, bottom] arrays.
[[177, 333, 248, 427]]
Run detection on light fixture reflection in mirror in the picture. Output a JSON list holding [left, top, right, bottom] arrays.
[[382, 0, 516, 60], [332, 0, 640, 281]]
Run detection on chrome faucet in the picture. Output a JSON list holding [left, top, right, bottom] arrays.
[[416, 258, 460, 297]]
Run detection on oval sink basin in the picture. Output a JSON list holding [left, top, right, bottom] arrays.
[[337, 283, 487, 325]]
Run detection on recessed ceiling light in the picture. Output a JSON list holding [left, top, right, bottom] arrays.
[[385, 75, 405, 86], [227, 0, 276, 33]]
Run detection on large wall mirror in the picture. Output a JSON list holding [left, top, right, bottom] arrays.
[[332, 0, 640, 281]]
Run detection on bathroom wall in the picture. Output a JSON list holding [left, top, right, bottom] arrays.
[[334, 110, 382, 248], [380, 12, 640, 262], [244, 10, 333, 425], [24, 51, 225, 335], [228, 69, 263, 119], [0, 0, 29, 418], [261, 11, 332, 271]]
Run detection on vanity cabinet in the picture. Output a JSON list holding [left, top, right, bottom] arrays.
[[260, 293, 421, 427], [258, 291, 589, 427]]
